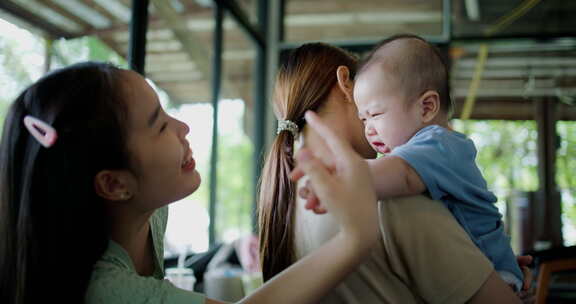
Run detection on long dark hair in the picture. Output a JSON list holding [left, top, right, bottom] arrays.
[[257, 43, 358, 281], [0, 62, 131, 303]]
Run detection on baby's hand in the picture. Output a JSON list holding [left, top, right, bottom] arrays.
[[299, 179, 327, 214], [290, 111, 378, 247]]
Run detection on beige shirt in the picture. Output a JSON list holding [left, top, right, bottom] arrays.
[[294, 195, 494, 304]]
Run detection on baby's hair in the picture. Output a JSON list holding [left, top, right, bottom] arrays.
[[0, 61, 131, 303], [357, 34, 453, 117]]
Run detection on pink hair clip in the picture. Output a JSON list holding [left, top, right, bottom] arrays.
[[23, 115, 58, 148]]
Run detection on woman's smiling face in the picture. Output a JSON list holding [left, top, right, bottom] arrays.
[[121, 71, 201, 211]]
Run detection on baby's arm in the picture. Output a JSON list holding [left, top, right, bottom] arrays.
[[367, 156, 426, 199], [299, 155, 425, 212]]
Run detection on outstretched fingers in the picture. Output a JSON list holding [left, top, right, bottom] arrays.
[[294, 149, 337, 206]]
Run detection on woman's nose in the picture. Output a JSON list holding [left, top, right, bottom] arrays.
[[175, 118, 190, 136]]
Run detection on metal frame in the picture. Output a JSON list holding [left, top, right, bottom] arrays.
[[128, 0, 149, 76], [215, 0, 265, 49], [208, 2, 224, 247], [206, 0, 272, 244], [251, 0, 270, 232]]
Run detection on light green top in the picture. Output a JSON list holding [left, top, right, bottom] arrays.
[[86, 207, 205, 304]]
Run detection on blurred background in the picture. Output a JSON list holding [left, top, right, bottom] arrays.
[[1, 0, 575, 301]]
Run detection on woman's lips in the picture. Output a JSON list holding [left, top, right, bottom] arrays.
[[181, 149, 195, 171], [182, 157, 196, 171]]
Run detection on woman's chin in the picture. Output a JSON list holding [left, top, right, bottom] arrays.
[[188, 171, 202, 193]]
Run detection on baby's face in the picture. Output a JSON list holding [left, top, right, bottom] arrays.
[[353, 65, 422, 154]]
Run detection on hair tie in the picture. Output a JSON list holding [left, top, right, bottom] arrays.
[[23, 115, 58, 148], [276, 120, 299, 138]]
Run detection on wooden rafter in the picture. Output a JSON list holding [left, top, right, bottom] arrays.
[[149, 0, 240, 103]]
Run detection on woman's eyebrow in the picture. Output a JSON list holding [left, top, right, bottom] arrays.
[[148, 105, 161, 127]]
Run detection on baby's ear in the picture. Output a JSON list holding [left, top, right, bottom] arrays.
[[94, 170, 137, 202], [336, 66, 354, 103], [418, 90, 441, 123]]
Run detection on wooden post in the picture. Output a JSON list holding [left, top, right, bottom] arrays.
[[535, 98, 563, 248]]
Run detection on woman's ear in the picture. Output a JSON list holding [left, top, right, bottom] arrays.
[[336, 66, 354, 103], [94, 170, 137, 202], [418, 90, 441, 123]]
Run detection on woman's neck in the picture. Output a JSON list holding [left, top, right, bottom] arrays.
[[299, 110, 346, 158], [109, 208, 156, 276], [300, 126, 331, 157]]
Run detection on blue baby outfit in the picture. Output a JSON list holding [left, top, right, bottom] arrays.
[[391, 125, 523, 289]]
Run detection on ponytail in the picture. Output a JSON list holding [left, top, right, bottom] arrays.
[[257, 43, 358, 281], [258, 130, 298, 281]]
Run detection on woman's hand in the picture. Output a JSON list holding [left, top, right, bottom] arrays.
[[517, 255, 533, 291], [517, 255, 535, 303], [290, 111, 379, 249]]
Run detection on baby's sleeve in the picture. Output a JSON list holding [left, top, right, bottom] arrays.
[[391, 126, 493, 204], [378, 195, 494, 303]]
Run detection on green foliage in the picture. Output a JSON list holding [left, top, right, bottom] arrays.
[[215, 132, 255, 242], [557, 122, 576, 230], [0, 24, 126, 133], [454, 119, 576, 245], [51, 36, 126, 68], [453, 120, 539, 193]]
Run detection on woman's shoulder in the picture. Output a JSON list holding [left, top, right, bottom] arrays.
[[86, 259, 205, 304], [378, 195, 485, 240], [378, 195, 452, 222], [378, 195, 494, 303]]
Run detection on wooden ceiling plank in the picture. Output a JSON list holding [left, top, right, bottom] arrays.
[[149, 0, 241, 100], [37, 0, 92, 31], [0, 0, 78, 38]]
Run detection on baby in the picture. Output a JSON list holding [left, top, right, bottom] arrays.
[[351, 34, 523, 290]]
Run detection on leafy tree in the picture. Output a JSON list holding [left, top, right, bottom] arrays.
[[454, 119, 576, 245], [215, 132, 254, 242], [557, 122, 576, 234]]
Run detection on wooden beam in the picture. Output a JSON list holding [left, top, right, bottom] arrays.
[[149, 0, 211, 77], [535, 98, 563, 248], [89, 0, 130, 25], [98, 36, 127, 59], [453, 87, 576, 99], [37, 0, 91, 31], [0, 0, 77, 39], [149, 0, 240, 100], [453, 98, 576, 121]]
